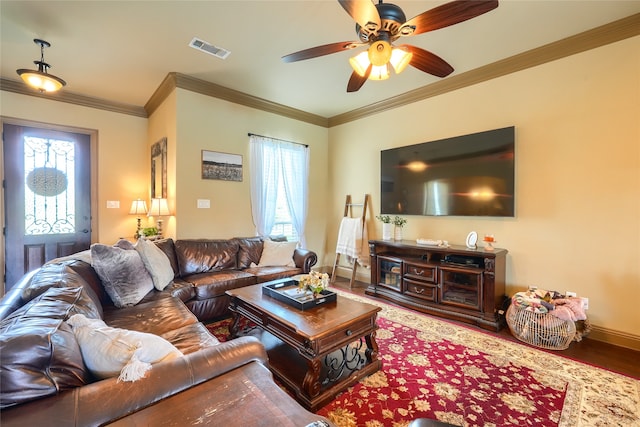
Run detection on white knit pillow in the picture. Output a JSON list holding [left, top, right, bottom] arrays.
[[256, 240, 297, 267], [135, 238, 174, 291], [67, 314, 183, 382]]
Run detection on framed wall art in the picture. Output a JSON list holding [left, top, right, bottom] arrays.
[[151, 137, 167, 198], [201, 150, 243, 182]]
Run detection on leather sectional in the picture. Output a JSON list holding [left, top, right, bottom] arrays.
[[0, 237, 331, 426]]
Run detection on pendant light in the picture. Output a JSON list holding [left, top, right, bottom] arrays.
[[16, 39, 67, 93]]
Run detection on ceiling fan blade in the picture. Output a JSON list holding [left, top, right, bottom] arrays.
[[347, 65, 372, 92], [401, 0, 498, 36], [338, 0, 381, 34], [282, 41, 361, 63], [402, 45, 454, 78]]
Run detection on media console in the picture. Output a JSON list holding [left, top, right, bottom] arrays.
[[367, 240, 508, 331]]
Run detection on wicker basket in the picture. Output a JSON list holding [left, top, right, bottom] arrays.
[[506, 304, 576, 350]]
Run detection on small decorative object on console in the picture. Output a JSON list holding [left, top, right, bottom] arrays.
[[376, 215, 393, 240], [465, 231, 478, 249], [483, 235, 495, 251], [393, 216, 407, 241]]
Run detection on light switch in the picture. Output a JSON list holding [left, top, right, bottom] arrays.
[[106, 200, 120, 209], [197, 199, 211, 209]]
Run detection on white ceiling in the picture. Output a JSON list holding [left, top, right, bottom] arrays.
[[1, 1, 639, 118]]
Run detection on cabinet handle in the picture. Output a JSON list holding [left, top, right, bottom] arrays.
[[413, 287, 424, 294], [414, 269, 424, 276], [345, 329, 353, 336]]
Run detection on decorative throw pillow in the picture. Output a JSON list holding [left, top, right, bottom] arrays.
[[67, 314, 183, 382], [256, 239, 297, 267], [90, 243, 154, 308], [135, 238, 174, 291]]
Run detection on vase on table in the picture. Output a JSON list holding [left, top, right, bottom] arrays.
[[382, 223, 393, 240], [394, 226, 403, 241]]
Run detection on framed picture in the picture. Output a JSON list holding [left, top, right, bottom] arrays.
[[201, 150, 243, 182], [151, 138, 167, 198]]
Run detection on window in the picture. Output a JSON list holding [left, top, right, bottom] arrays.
[[271, 178, 299, 241], [249, 135, 309, 246]]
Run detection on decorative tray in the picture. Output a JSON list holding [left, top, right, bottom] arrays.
[[262, 278, 337, 310]]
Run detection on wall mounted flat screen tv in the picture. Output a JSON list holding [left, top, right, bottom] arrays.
[[381, 127, 515, 217]]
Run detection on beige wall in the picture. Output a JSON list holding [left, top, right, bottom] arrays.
[[327, 37, 640, 341], [149, 88, 330, 256]]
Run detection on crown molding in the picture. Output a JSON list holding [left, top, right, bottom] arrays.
[[328, 13, 640, 127], [0, 78, 147, 117], [2, 14, 637, 127], [145, 72, 329, 128]]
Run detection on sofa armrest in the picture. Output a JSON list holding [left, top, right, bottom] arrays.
[[0, 336, 267, 427], [293, 248, 317, 273]]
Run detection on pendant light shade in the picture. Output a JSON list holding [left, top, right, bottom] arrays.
[[16, 39, 66, 93]]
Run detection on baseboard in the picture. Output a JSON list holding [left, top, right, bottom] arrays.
[[587, 325, 640, 351], [324, 266, 640, 351]]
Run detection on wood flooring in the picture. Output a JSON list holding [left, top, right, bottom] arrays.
[[331, 277, 640, 379]]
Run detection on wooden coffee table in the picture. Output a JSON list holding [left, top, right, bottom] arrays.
[[227, 282, 382, 411]]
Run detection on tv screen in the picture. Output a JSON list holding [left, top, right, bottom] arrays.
[[381, 127, 515, 217]]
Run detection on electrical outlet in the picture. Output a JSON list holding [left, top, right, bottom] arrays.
[[582, 297, 589, 310], [566, 291, 577, 297], [106, 200, 120, 209]]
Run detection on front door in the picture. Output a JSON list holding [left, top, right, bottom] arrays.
[[3, 123, 92, 291]]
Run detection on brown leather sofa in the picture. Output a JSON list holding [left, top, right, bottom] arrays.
[[157, 237, 317, 321], [0, 239, 331, 426]]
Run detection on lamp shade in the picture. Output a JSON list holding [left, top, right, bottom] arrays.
[[129, 199, 148, 215], [16, 39, 66, 93], [389, 47, 413, 74], [148, 198, 170, 217]]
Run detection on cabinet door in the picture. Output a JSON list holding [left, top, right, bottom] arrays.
[[438, 267, 483, 310], [377, 256, 402, 292]]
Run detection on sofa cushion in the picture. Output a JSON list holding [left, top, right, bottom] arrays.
[[20, 261, 104, 318], [0, 287, 93, 408], [159, 322, 220, 355], [91, 243, 154, 308], [183, 270, 257, 300], [174, 239, 239, 276], [256, 240, 297, 267], [102, 296, 199, 336], [135, 238, 174, 291], [235, 237, 264, 269], [67, 314, 183, 382], [153, 238, 180, 278]]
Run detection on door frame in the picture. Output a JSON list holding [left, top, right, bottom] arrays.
[[1, 116, 99, 296]]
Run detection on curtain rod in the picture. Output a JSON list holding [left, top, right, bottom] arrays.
[[247, 132, 308, 147]]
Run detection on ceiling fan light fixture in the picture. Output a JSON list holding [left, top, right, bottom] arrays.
[[390, 47, 413, 74], [16, 39, 66, 93], [349, 51, 371, 77], [369, 64, 390, 81], [368, 40, 392, 67]]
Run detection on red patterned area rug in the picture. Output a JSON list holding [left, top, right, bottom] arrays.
[[208, 290, 640, 427]]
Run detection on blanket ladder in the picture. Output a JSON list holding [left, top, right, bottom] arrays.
[[331, 194, 369, 288]]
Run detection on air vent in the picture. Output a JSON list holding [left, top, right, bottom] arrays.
[[188, 37, 230, 59]]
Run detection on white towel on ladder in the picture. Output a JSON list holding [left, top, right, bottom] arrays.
[[336, 217, 369, 267]]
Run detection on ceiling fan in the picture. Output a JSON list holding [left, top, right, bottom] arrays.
[[282, 0, 499, 92]]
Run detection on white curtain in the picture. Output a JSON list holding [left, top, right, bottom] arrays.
[[249, 135, 309, 246]]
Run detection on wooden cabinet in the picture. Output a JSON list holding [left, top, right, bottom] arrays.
[[367, 240, 507, 331]]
